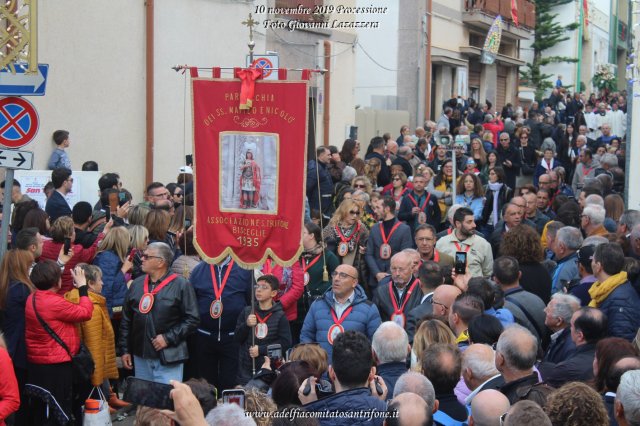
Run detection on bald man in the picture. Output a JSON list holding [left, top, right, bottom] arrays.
[[300, 264, 382, 360], [430, 285, 462, 319], [469, 390, 510, 426], [386, 392, 430, 426]]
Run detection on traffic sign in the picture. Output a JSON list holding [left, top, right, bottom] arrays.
[[0, 97, 39, 149], [246, 54, 279, 80], [0, 149, 33, 170], [0, 64, 48, 96]]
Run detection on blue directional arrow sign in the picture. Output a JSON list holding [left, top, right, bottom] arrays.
[[0, 64, 48, 96]]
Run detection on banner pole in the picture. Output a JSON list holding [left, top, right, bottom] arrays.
[[251, 269, 256, 376]]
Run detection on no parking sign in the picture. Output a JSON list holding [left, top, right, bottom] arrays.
[[0, 96, 39, 148], [246, 54, 279, 80]]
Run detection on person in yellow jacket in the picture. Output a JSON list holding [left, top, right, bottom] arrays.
[[65, 263, 127, 412]]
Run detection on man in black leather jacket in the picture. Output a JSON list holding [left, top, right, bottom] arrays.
[[119, 242, 199, 383]]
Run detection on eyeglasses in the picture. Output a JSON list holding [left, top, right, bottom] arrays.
[[500, 138, 510, 142], [392, 178, 402, 181], [349, 210, 360, 215], [254, 284, 272, 290], [141, 253, 163, 261], [430, 299, 449, 312], [331, 271, 357, 280], [416, 237, 435, 242], [499, 412, 509, 426], [354, 184, 366, 189]]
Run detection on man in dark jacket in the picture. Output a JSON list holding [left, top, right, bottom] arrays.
[[422, 344, 468, 424], [372, 322, 409, 396], [45, 167, 73, 223], [542, 293, 579, 364], [497, 325, 553, 406], [538, 307, 607, 387], [496, 132, 521, 191], [589, 243, 640, 340], [365, 136, 391, 187], [307, 146, 334, 223], [300, 264, 382, 361], [187, 256, 252, 391], [397, 174, 441, 233], [119, 242, 200, 384], [406, 260, 444, 343], [373, 252, 422, 325], [365, 196, 413, 291], [300, 330, 388, 425]]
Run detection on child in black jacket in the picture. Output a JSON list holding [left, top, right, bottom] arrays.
[[234, 274, 292, 385]]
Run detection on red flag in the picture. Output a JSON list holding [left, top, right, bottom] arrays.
[[511, 0, 519, 26], [583, 0, 589, 29], [191, 78, 308, 267]]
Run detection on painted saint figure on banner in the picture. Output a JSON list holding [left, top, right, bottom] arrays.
[[240, 150, 261, 208], [220, 132, 278, 213]]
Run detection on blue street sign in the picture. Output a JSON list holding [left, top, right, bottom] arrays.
[[0, 64, 48, 96]]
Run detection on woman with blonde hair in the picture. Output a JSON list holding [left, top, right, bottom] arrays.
[[92, 226, 132, 316], [128, 224, 149, 279], [351, 175, 372, 195], [64, 264, 124, 411], [470, 137, 487, 168], [411, 318, 456, 371], [323, 198, 369, 270], [364, 157, 382, 189]]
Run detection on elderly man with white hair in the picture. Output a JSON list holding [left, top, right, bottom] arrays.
[[581, 204, 607, 237], [393, 371, 438, 418], [462, 344, 504, 405], [372, 321, 410, 396], [615, 370, 640, 426], [373, 251, 422, 325], [550, 226, 583, 294], [542, 293, 580, 363]]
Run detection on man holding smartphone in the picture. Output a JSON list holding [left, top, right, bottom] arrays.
[[119, 242, 200, 384], [435, 207, 493, 278]]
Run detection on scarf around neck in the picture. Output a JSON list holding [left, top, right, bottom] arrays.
[[488, 182, 503, 225], [588, 271, 628, 307]]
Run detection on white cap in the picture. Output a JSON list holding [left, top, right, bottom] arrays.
[[179, 166, 193, 174]]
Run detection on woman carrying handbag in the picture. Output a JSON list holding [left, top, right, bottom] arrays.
[[24, 262, 93, 425]]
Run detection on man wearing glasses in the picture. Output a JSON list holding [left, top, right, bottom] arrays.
[[372, 252, 422, 325], [300, 264, 381, 360], [496, 132, 521, 191], [45, 167, 73, 223], [119, 242, 199, 384], [145, 181, 171, 207]]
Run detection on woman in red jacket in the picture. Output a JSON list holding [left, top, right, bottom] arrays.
[[39, 216, 111, 294], [0, 335, 19, 426], [24, 260, 93, 425]]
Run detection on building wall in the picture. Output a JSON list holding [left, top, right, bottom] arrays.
[[22, 0, 267, 201]]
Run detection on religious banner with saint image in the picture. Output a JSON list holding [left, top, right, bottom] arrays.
[[191, 76, 308, 267]]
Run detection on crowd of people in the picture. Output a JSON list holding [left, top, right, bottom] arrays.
[[0, 91, 639, 426]]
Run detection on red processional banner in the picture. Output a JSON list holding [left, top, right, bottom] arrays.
[[191, 77, 308, 268]]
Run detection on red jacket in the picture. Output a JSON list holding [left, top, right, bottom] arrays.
[[25, 290, 93, 365], [482, 120, 505, 149], [39, 234, 103, 294], [260, 259, 304, 321], [0, 348, 19, 425]]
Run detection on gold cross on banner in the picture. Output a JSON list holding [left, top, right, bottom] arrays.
[[242, 13, 259, 43]]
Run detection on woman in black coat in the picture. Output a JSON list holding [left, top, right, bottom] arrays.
[[481, 166, 513, 236]]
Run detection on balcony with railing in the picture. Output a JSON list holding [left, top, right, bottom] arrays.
[[463, 0, 535, 39]]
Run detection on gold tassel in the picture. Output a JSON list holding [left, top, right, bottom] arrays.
[[322, 265, 329, 282], [183, 263, 189, 279]]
